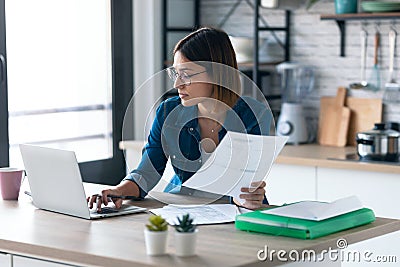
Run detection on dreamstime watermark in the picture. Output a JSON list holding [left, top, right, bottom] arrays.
[[257, 238, 398, 263]]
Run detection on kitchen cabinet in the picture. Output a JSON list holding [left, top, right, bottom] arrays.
[[320, 12, 400, 56], [12, 255, 76, 267], [0, 252, 11, 267], [267, 163, 400, 219], [342, 231, 400, 267], [268, 162, 400, 266], [317, 167, 400, 219], [267, 163, 317, 205]]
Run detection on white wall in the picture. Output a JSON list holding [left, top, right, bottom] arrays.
[[133, 0, 163, 140], [132, 0, 197, 141]]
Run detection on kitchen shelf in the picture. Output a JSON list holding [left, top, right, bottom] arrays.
[[162, 0, 291, 105], [219, 0, 291, 103], [253, 2, 291, 88], [162, 0, 200, 100], [320, 12, 400, 57]]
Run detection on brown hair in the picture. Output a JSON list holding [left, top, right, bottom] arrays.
[[173, 27, 241, 108]]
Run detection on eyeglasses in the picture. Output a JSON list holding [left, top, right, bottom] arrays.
[[167, 67, 207, 86]]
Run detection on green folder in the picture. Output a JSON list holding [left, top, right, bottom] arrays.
[[235, 208, 375, 239]]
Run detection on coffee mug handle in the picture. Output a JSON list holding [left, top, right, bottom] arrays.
[[22, 170, 27, 183]]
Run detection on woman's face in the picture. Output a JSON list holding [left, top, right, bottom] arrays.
[[172, 51, 213, 107]]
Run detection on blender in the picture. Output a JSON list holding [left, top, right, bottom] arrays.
[[276, 62, 314, 144]]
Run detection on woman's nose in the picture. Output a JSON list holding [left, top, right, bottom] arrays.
[[174, 77, 186, 89]]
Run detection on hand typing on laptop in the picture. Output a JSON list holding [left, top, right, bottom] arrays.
[[87, 180, 141, 212]]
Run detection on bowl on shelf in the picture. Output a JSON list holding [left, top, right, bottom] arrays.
[[229, 36, 283, 63], [361, 1, 400, 12], [229, 36, 262, 63]]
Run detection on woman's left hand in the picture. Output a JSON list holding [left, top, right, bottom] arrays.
[[238, 181, 267, 210]]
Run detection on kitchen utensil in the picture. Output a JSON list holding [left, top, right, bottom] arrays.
[[356, 123, 400, 162], [383, 30, 400, 103], [368, 30, 381, 91], [346, 97, 383, 146], [350, 30, 370, 89], [318, 87, 350, 147], [387, 29, 396, 83]]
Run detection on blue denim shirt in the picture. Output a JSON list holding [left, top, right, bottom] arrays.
[[123, 96, 272, 202]]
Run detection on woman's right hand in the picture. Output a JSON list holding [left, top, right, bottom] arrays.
[[87, 187, 124, 212]]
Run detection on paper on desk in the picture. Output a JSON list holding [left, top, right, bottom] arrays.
[[149, 204, 251, 225], [261, 196, 364, 221], [182, 131, 288, 203]]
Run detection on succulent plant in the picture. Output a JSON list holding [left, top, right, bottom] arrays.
[[146, 215, 168, 231], [174, 213, 197, 233]]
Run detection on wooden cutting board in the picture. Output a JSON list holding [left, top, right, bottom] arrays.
[[345, 97, 382, 146], [318, 94, 382, 146], [318, 87, 351, 147]]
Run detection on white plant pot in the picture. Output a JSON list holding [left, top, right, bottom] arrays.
[[174, 229, 198, 257], [144, 229, 168, 256]]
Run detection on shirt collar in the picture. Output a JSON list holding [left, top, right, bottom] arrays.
[[174, 104, 198, 128]]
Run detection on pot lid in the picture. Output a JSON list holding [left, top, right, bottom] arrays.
[[357, 123, 400, 138]]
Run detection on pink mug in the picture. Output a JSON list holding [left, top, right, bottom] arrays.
[[0, 168, 24, 200]]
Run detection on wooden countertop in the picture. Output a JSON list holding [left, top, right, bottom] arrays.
[[276, 144, 400, 174], [119, 141, 400, 174], [1, 187, 400, 267]]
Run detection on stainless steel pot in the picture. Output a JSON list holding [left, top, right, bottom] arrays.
[[356, 123, 400, 162]]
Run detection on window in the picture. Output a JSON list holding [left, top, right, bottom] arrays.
[[0, 0, 133, 184]]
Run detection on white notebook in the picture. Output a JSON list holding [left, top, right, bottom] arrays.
[[261, 196, 364, 221]]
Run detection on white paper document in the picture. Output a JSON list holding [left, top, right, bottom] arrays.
[[261, 196, 364, 221], [182, 131, 288, 203], [149, 204, 251, 225]]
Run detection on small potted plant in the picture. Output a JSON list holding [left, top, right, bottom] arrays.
[[144, 215, 168, 256], [174, 213, 198, 257]]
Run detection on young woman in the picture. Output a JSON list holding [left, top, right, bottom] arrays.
[[89, 27, 272, 211]]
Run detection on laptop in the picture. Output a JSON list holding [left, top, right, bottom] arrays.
[[19, 144, 147, 219]]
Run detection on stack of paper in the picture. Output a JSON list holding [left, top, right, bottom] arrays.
[[150, 204, 251, 225]]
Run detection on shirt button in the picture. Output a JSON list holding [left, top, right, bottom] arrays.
[[199, 159, 202, 163], [172, 155, 176, 159], [189, 127, 193, 131]]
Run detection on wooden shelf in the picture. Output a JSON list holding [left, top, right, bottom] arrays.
[[321, 12, 400, 20], [320, 12, 400, 57], [238, 60, 284, 68]]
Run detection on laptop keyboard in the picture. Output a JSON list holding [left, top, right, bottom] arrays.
[[95, 207, 119, 214]]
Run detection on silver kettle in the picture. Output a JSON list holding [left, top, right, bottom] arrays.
[[356, 123, 400, 162]]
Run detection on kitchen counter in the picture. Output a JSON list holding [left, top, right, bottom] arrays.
[[276, 144, 400, 174], [120, 141, 400, 174], [1, 189, 399, 267]]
